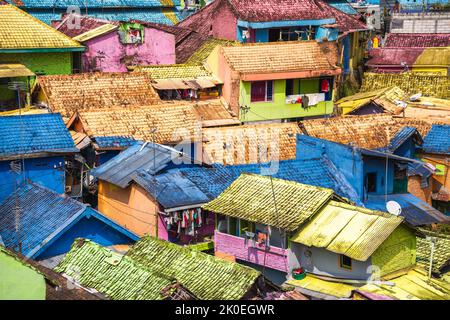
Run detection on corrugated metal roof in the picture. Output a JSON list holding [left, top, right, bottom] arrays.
[[422, 124, 450, 155], [203, 174, 334, 231], [126, 236, 261, 300], [291, 201, 403, 261], [287, 274, 356, 299], [383, 127, 421, 152], [72, 24, 118, 42], [0, 64, 35, 78], [90, 141, 189, 188], [0, 113, 77, 159], [364, 194, 450, 227]]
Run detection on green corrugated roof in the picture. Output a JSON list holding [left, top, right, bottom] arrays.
[[55, 239, 175, 300], [416, 230, 450, 274], [202, 173, 334, 231], [185, 38, 239, 65], [126, 236, 261, 300]]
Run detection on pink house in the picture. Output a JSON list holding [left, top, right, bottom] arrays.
[[56, 15, 176, 72]]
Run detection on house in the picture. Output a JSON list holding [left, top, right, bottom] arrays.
[[55, 236, 270, 300], [389, 12, 450, 34], [178, 0, 368, 76], [0, 246, 102, 300], [55, 15, 177, 72], [417, 125, 450, 214], [384, 33, 450, 48], [367, 47, 450, 76], [0, 183, 138, 262], [212, 41, 341, 122], [5, 0, 183, 26], [0, 3, 84, 107], [131, 64, 223, 100], [34, 72, 161, 120], [297, 117, 449, 226], [203, 174, 416, 287], [67, 103, 201, 165], [360, 72, 450, 99], [0, 113, 78, 203]]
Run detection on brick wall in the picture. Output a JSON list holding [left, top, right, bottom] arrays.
[[408, 175, 432, 204]]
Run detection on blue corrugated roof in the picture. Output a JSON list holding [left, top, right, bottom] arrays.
[[0, 113, 77, 159], [364, 194, 450, 226], [377, 127, 421, 153], [325, 0, 359, 15], [133, 170, 210, 209], [175, 158, 362, 205], [6, 0, 181, 9], [0, 183, 138, 258], [422, 125, 450, 155], [91, 141, 192, 188]]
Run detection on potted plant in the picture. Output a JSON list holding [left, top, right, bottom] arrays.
[[292, 267, 306, 280]]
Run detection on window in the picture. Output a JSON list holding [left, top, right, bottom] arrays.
[[239, 220, 255, 237], [118, 23, 144, 44], [251, 81, 273, 102], [216, 214, 238, 236], [285, 79, 294, 96], [365, 172, 377, 193], [339, 255, 352, 270]]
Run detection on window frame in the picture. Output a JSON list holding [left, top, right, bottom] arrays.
[[339, 254, 353, 271], [250, 80, 274, 103]]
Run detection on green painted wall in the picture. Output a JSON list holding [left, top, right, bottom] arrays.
[[371, 225, 416, 277], [239, 78, 334, 122], [0, 249, 46, 300]]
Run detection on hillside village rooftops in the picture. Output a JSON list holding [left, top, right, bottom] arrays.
[[0, 113, 77, 160], [384, 33, 450, 48], [203, 173, 335, 231], [221, 41, 341, 80], [291, 201, 404, 261], [0, 3, 83, 51], [37, 72, 161, 118]]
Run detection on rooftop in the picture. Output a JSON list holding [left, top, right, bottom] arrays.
[[367, 48, 423, 68], [126, 236, 262, 300], [203, 173, 335, 231], [221, 41, 340, 77], [291, 201, 404, 261], [0, 3, 83, 51], [416, 230, 450, 274], [202, 122, 300, 165], [183, 38, 239, 65], [74, 104, 200, 147], [384, 33, 450, 48], [37, 72, 161, 119], [422, 124, 450, 155], [0, 113, 77, 159]]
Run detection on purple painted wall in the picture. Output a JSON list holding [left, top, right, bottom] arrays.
[[214, 230, 289, 272], [82, 27, 176, 72]]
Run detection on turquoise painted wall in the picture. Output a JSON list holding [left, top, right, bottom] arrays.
[[0, 249, 46, 300], [239, 79, 334, 122]]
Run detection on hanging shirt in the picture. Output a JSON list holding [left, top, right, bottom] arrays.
[[320, 79, 330, 93]]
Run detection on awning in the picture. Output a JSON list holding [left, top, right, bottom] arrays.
[[0, 64, 35, 78], [151, 77, 221, 90]]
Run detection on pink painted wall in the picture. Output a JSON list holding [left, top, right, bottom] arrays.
[[82, 27, 176, 72], [214, 230, 289, 272], [158, 212, 215, 245]]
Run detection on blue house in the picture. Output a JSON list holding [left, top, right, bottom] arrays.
[[296, 134, 449, 226], [0, 183, 138, 261], [5, 0, 183, 25], [0, 113, 78, 203]]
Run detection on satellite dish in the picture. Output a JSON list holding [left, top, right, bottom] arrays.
[[409, 93, 422, 102], [386, 201, 402, 216]]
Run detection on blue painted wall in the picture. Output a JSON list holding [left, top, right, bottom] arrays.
[[0, 156, 65, 204], [394, 136, 416, 159], [36, 214, 135, 260], [97, 151, 121, 166], [342, 35, 351, 74], [362, 157, 395, 196]]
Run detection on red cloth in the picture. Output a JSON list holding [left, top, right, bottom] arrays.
[[321, 79, 330, 92]]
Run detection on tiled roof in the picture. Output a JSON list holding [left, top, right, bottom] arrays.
[[126, 236, 262, 300], [367, 48, 423, 68], [90, 141, 191, 188], [37, 72, 161, 118], [203, 173, 334, 231], [202, 123, 299, 165], [0, 3, 83, 50], [56, 14, 119, 38], [299, 114, 417, 150], [176, 158, 361, 204], [193, 100, 240, 127], [221, 41, 340, 75], [133, 64, 212, 79], [76, 104, 200, 145], [360, 72, 450, 99], [364, 194, 450, 227], [384, 33, 450, 48], [416, 230, 450, 274], [54, 239, 189, 300], [0, 113, 77, 158], [291, 201, 403, 261], [7, 0, 181, 8], [422, 125, 450, 155], [183, 38, 239, 65]]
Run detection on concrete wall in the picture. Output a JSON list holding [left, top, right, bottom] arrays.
[[390, 13, 450, 33], [0, 156, 66, 204], [97, 180, 158, 237], [214, 230, 289, 272], [82, 27, 176, 72], [0, 250, 46, 300]]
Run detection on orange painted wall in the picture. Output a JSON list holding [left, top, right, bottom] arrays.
[[97, 180, 158, 237]]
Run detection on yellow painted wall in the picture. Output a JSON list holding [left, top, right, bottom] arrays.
[[97, 180, 158, 237], [371, 225, 416, 277]]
